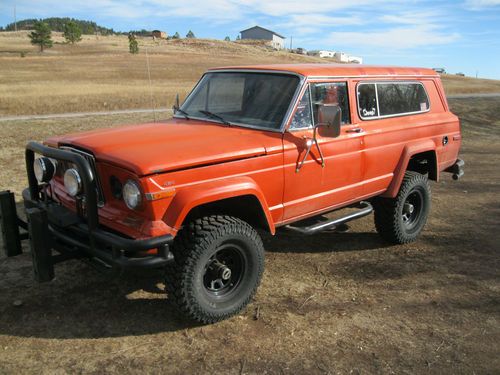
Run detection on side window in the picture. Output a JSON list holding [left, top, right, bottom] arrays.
[[310, 82, 350, 125], [377, 83, 429, 116], [357, 84, 378, 118], [357, 81, 430, 120], [290, 86, 313, 129]]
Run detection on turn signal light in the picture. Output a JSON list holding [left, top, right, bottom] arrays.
[[145, 189, 176, 201]]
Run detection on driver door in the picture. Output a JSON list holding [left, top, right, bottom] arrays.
[[282, 81, 364, 221]]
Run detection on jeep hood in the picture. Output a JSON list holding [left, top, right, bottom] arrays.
[[47, 119, 283, 176]]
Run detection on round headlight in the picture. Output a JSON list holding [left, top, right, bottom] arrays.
[[123, 180, 142, 209], [64, 168, 82, 197], [33, 157, 56, 183]]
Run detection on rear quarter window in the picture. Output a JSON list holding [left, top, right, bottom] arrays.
[[357, 81, 430, 120]]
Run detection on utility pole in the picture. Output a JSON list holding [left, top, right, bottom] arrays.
[[14, 4, 17, 32], [476, 70, 478, 78], [290, 36, 292, 50]]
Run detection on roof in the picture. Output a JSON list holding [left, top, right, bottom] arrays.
[[239, 26, 285, 39], [209, 64, 438, 78]]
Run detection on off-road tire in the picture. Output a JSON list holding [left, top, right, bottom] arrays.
[[165, 215, 265, 324], [374, 171, 431, 244]]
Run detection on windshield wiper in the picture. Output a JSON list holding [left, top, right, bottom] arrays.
[[175, 108, 191, 120], [198, 110, 231, 125]]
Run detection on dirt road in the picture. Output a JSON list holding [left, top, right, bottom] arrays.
[[0, 108, 172, 122], [447, 92, 500, 99], [0, 98, 499, 374]]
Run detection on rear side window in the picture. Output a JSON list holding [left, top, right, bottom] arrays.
[[378, 83, 429, 116], [357, 82, 430, 120], [357, 84, 378, 118]]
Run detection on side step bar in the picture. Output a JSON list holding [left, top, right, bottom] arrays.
[[284, 201, 373, 235]]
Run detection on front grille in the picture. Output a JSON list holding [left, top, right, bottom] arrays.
[[59, 146, 105, 207]]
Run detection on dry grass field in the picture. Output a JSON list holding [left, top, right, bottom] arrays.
[[1, 31, 500, 116], [440, 75, 500, 95], [0, 97, 499, 374], [0, 31, 324, 116]]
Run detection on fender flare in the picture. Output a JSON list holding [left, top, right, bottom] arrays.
[[163, 176, 276, 234], [381, 140, 438, 198]]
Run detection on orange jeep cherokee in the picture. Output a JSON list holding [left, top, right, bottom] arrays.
[[0, 64, 463, 323]]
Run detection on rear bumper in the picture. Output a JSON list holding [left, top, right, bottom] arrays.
[[444, 158, 464, 180]]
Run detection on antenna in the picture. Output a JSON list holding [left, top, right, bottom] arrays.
[[174, 93, 180, 112], [14, 4, 17, 32], [145, 47, 157, 122]]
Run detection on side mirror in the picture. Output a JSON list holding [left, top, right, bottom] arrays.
[[317, 105, 341, 138], [296, 105, 342, 173], [172, 93, 180, 114]]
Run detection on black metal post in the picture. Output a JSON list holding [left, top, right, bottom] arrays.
[[26, 207, 54, 282], [0, 190, 22, 257], [25, 148, 39, 202]]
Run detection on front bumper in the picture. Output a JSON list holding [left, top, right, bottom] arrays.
[[22, 188, 174, 270], [0, 142, 174, 282]]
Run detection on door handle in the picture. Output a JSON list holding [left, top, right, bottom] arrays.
[[346, 127, 363, 133]]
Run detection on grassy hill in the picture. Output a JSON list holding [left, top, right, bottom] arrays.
[[0, 31, 499, 116]]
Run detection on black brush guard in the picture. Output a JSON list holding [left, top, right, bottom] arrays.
[[0, 142, 174, 282]]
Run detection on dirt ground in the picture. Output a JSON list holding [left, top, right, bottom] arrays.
[[0, 98, 499, 374]]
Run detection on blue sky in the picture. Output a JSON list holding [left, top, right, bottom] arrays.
[[1, 0, 500, 79]]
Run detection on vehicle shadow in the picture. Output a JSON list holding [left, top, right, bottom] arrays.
[[1, 202, 389, 340], [263, 228, 390, 254], [0, 201, 197, 339], [0, 253, 203, 339]]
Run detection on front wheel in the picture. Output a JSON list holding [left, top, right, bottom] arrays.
[[165, 215, 265, 324], [374, 171, 431, 244]]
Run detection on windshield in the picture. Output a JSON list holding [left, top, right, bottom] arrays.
[[179, 72, 300, 130]]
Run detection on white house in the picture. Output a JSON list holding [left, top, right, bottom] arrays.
[[240, 26, 285, 50]]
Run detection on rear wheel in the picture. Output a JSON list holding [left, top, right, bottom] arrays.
[[165, 215, 264, 324], [374, 171, 431, 244]]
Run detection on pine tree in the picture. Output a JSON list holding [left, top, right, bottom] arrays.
[[128, 33, 139, 54], [63, 21, 82, 44], [224, 36, 230, 41], [236, 35, 241, 40], [186, 30, 195, 39], [29, 21, 53, 52], [172, 32, 180, 39]]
